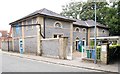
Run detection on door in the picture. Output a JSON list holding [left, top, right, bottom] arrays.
[[82, 40, 86, 51]]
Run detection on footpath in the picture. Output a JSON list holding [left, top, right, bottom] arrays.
[[1, 51, 119, 73]]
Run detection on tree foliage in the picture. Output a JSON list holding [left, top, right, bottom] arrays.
[[61, 1, 120, 36]]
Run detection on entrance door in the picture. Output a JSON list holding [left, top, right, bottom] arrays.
[[82, 40, 86, 50], [76, 41, 79, 51]]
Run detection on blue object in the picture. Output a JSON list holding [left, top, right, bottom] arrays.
[[20, 48, 23, 54], [16, 24, 19, 34], [91, 50, 95, 59], [78, 40, 82, 52], [19, 39, 23, 54]]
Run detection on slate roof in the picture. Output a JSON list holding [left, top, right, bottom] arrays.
[[9, 8, 109, 29], [73, 19, 88, 27], [10, 8, 75, 25], [73, 19, 109, 29]]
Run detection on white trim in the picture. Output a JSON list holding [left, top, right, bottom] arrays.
[[41, 38, 59, 40], [75, 27, 80, 32], [82, 28, 86, 33], [90, 36, 120, 39], [54, 21, 63, 28], [75, 37, 79, 41]]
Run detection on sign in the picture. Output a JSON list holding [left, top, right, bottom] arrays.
[[101, 45, 107, 52], [19, 39, 23, 54]]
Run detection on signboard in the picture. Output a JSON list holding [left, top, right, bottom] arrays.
[[101, 45, 107, 52], [19, 39, 23, 54]]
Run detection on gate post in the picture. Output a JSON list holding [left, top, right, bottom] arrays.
[[59, 37, 68, 59], [101, 43, 109, 64]]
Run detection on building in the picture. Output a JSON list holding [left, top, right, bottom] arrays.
[[0, 30, 8, 49], [10, 8, 75, 56], [73, 19, 109, 52], [9, 8, 109, 59], [0, 27, 13, 51]]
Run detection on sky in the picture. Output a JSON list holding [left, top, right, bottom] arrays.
[[0, 0, 112, 32], [0, 0, 85, 32]]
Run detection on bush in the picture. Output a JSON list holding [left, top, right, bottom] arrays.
[[109, 44, 120, 59]]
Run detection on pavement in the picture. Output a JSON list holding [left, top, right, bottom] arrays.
[[1, 50, 119, 73]]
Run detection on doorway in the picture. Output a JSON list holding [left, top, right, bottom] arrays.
[[76, 40, 79, 51]]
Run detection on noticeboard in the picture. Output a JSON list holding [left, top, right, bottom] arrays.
[[101, 45, 107, 52]]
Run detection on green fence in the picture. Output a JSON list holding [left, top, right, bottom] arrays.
[[86, 46, 101, 60], [96, 47, 101, 60]]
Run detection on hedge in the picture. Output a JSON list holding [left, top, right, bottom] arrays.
[[109, 44, 120, 60]]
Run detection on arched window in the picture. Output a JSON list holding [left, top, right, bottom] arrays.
[[102, 29, 105, 33], [54, 21, 62, 28], [82, 28, 86, 33], [76, 37, 79, 41], [75, 27, 80, 32]]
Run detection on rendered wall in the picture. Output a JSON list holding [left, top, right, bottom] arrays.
[[44, 18, 72, 58], [97, 28, 109, 37], [41, 37, 68, 59], [41, 38, 60, 58], [1, 41, 13, 51], [90, 27, 109, 37], [12, 26, 22, 52]]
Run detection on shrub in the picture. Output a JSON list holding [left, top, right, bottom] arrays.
[[109, 44, 120, 59]]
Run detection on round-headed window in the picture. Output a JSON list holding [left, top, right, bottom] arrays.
[[82, 28, 86, 33], [102, 29, 105, 33], [75, 27, 80, 32], [54, 21, 62, 28]]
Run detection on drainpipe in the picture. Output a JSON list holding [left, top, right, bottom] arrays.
[[38, 17, 45, 39], [39, 24, 45, 38], [43, 17, 45, 39], [7, 33, 9, 52]]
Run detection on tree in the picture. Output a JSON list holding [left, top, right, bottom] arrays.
[[61, 2, 84, 19], [61, 1, 120, 36]]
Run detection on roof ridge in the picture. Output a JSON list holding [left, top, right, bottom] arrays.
[[84, 21, 89, 26], [43, 8, 60, 15]]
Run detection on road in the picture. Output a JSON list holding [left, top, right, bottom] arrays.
[[2, 53, 101, 72]]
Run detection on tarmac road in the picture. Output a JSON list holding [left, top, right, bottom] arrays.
[[2, 53, 100, 72]]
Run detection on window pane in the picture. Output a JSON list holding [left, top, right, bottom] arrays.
[[76, 28, 79, 32], [59, 35, 62, 38], [55, 22, 62, 28], [54, 35, 57, 38]]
